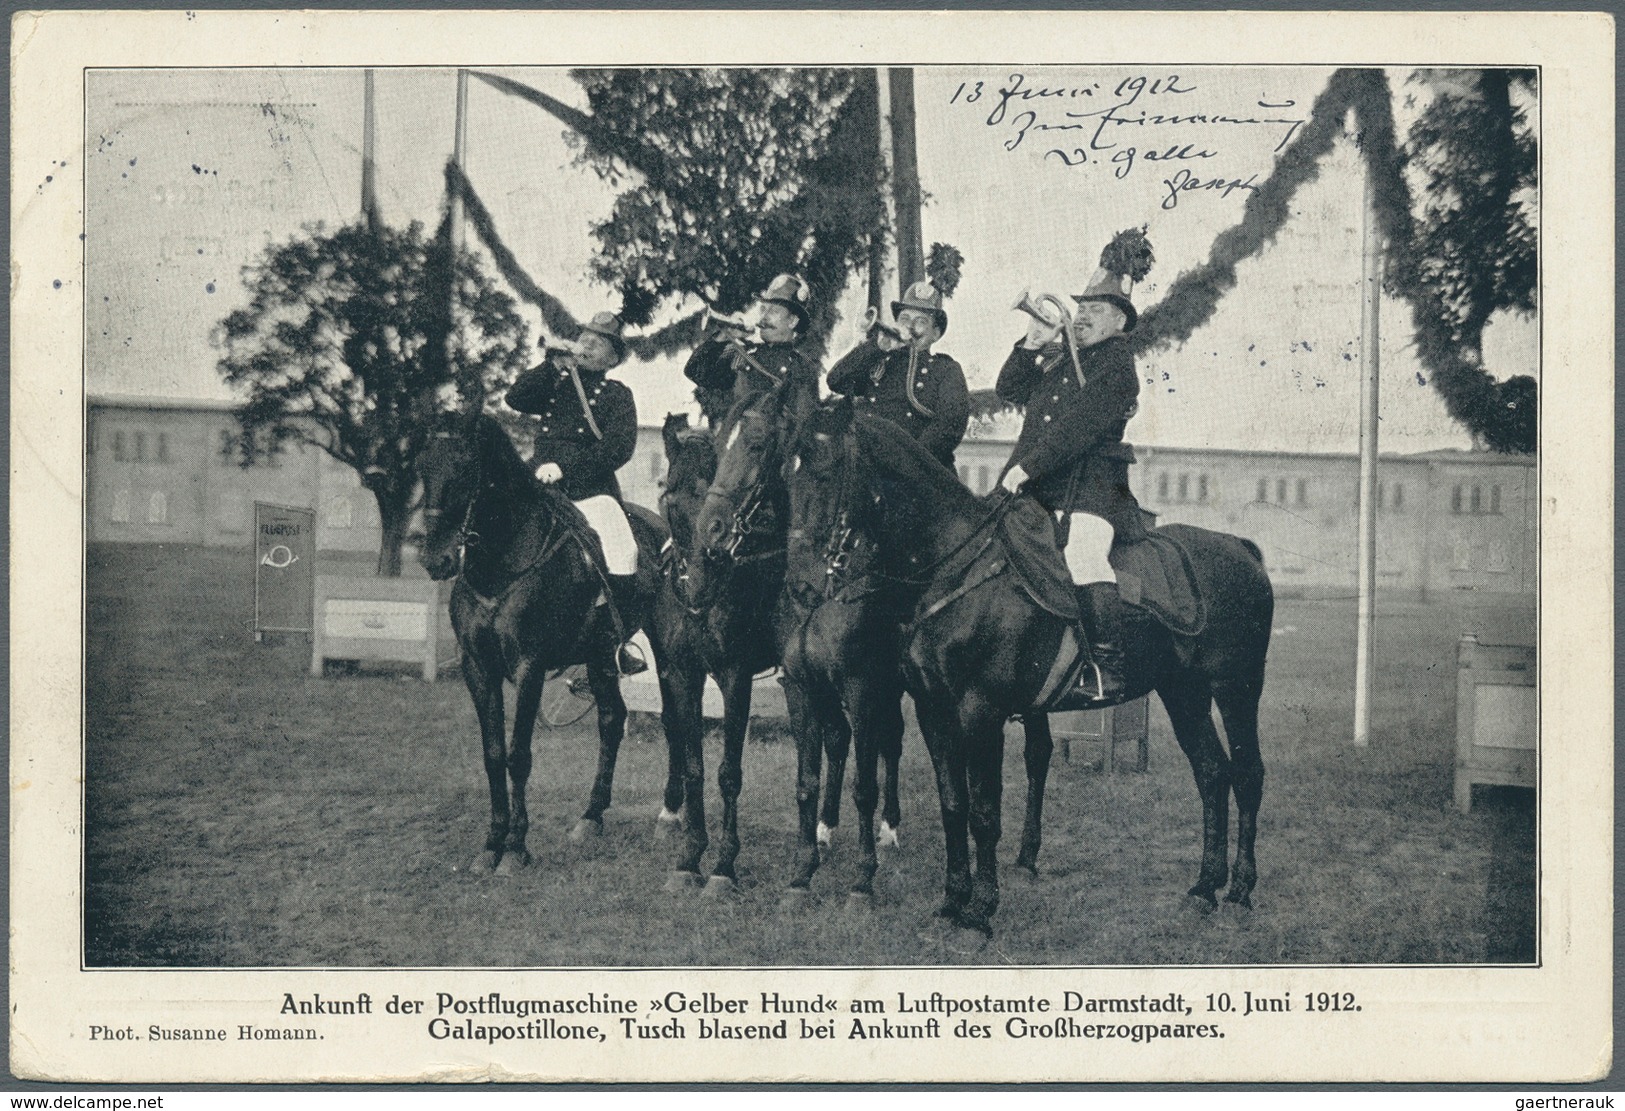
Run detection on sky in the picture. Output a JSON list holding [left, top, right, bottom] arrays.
[[82, 66, 1538, 455]]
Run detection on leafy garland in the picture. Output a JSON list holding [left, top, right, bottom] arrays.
[[1134, 68, 1535, 453], [442, 160, 705, 362]]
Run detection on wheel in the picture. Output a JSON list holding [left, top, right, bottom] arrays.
[[541, 664, 596, 727]]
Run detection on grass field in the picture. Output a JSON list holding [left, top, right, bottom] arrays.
[[84, 543, 1536, 968]]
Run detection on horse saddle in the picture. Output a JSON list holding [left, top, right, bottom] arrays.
[[996, 497, 1206, 638]]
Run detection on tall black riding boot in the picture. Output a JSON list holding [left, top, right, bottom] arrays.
[[1081, 581, 1127, 703], [606, 572, 648, 676]]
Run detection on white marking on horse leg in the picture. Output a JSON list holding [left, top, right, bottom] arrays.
[[817, 821, 835, 847], [657, 807, 681, 826], [878, 821, 899, 849]]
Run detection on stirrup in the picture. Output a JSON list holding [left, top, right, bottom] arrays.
[[1075, 658, 1124, 703], [616, 642, 648, 677]]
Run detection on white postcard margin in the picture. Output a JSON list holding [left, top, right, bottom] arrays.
[[10, 8, 1615, 1084]]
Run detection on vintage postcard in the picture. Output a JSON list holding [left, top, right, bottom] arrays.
[[10, 8, 1613, 1084]]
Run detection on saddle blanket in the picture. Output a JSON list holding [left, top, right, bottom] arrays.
[[996, 496, 1205, 637]]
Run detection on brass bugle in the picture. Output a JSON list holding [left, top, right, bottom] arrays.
[[863, 304, 909, 344], [702, 307, 754, 337], [1012, 290, 1071, 331]]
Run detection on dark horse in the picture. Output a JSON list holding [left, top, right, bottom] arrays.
[[417, 411, 671, 872], [789, 404, 1273, 935], [647, 397, 791, 893]]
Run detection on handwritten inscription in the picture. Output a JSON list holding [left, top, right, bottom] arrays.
[[948, 71, 1305, 208]]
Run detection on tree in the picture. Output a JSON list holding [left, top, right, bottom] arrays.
[[216, 219, 531, 576], [1396, 68, 1538, 452], [476, 68, 888, 354]]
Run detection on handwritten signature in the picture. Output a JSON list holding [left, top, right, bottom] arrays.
[[1159, 169, 1259, 210], [951, 71, 1306, 201]]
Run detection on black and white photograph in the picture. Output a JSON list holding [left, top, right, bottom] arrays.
[[9, 8, 1612, 1085]]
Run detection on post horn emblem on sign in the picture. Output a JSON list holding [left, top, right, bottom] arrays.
[[260, 544, 298, 569]]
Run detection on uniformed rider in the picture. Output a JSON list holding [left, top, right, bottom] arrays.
[[505, 310, 646, 675], [996, 261, 1148, 703], [683, 273, 822, 429], [826, 280, 971, 471]]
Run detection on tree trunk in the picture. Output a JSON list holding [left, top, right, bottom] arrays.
[[887, 68, 924, 294]]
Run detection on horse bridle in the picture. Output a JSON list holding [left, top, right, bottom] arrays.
[[786, 429, 866, 612], [704, 397, 793, 567], [421, 430, 485, 580]]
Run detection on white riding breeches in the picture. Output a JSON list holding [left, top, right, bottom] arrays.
[[1063, 512, 1117, 586], [574, 495, 637, 575]]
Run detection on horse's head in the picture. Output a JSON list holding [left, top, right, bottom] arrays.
[[416, 410, 487, 581], [695, 382, 794, 562], [785, 399, 870, 592], [658, 413, 725, 603]]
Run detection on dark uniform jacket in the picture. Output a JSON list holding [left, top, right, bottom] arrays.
[[995, 333, 1145, 540], [683, 337, 821, 428], [505, 355, 637, 503], [826, 339, 971, 470]]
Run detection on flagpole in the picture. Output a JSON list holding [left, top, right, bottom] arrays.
[[1353, 144, 1382, 748], [361, 70, 378, 230], [451, 68, 469, 251]]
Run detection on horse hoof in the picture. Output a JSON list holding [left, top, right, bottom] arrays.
[[1223, 890, 1255, 911], [569, 818, 602, 844], [1184, 892, 1219, 917], [664, 870, 703, 893], [472, 851, 500, 873], [654, 809, 682, 840], [494, 850, 531, 875], [845, 891, 875, 914], [778, 886, 812, 911], [1015, 862, 1041, 883], [701, 875, 739, 899], [878, 822, 899, 851]]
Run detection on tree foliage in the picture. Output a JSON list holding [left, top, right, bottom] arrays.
[[216, 219, 531, 574], [564, 68, 887, 353], [1394, 68, 1537, 452]]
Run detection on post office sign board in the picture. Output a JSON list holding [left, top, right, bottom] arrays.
[[253, 502, 316, 634]]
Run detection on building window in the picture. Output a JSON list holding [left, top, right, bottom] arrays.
[[649, 452, 665, 482], [1275, 479, 1288, 505], [110, 489, 131, 523], [113, 431, 128, 462], [1452, 481, 1502, 515], [134, 431, 147, 463], [1176, 473, 1190, 502], [957, 466, 969, 486], [1392, 482, 1403, 511], [1295, 478, 1309, 507], [326, 496, 354, 530], [976, 466, 990, 494], [147, 491, 168, 524], [1197, 474, 1210, 504], [1255, 478, 1268, 503], [155, 432, 171, 463], [1158, 473, 1171, 502]]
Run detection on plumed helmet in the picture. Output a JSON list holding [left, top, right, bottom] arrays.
[[1072, 227, 1154, 333], [756, 273, 812, 331], [891, 279, 948, 336], [578, 311, 628, 364]]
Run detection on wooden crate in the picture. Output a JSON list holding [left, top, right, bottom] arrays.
[[311, 574, 441, 682], [1454, 634, 1537, 812], [1050, 698, 1150, 773]]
